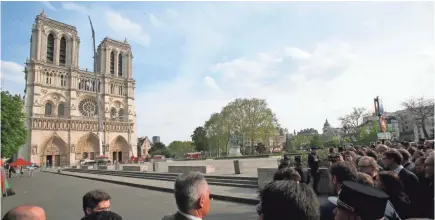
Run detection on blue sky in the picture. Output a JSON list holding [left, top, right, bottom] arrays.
[[1, 1, 434, 144]]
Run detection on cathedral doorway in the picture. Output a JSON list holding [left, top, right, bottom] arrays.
[[40, 135, 69, 167], [77, 133, 100, 160], [109, 136, 129, 163]]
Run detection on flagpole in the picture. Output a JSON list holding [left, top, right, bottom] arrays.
[[88, 16, 103, 157]]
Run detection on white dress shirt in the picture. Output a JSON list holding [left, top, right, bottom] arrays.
[[393, 165, 403, 174]]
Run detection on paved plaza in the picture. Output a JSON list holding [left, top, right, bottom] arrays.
[[1, 172, 257, 219]]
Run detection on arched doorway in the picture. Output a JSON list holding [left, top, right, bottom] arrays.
[[40, 135, 68, 167], [77, 133, 100, 160], [109, 136, 129, 163]]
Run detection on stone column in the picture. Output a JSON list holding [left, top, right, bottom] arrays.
[[114, 50, 119, 77], [106, 48, 111, 75], [36, 27, 42, 61], [76, 39, 80, 68], [71, 37, 76, 67], [54, 35, 60, 65]]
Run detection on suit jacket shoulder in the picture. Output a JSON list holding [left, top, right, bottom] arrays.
[[161, 212, 189, 220], [320, 199, 336, 220]]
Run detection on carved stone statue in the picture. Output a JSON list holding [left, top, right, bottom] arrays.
[[228, 134, 242, 157]]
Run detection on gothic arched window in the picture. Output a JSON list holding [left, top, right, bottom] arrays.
[[45, 102, 52, 116], [118, 108, 125, 120], [58, 103, 65, 117], [59, 37, 67, 65], [46, 34, 54, 63], [110, 108, 117, 120], [110, 51, 115, 75], [118, 54, 123, 77], [46, 72, 49, 84]]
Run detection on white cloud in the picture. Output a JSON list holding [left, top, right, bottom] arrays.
[[0, 60, 25, 84], [41, 1, 56, 10], [204, 76, 220, 90], [105, 11, 150, 46], [62, 2, 88, 14], [285, 47, 311, 59], [149, 14, 166, 28]]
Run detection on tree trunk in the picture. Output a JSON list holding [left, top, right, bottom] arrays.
[[421, 120, 430, 139]]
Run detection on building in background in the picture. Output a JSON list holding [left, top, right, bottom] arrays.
[[395, 109, 434, 141], [152, 136, 161, 144], [19, 11, 137, 166], [137, 136, 152, 158]]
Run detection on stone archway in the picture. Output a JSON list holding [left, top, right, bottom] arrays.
[[40, 134, 69, 167], [76, 133, 100, 160], [109, 136, 130, 163]]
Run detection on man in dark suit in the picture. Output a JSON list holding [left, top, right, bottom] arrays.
[[161, 172, 211, 220], [319, 161, 358, 220], [398, 149, 415, 172], [308, 147, 320, 194], [382, 149, 420, 210]]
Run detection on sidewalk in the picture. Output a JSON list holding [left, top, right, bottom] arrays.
[[44, 170, 259, 205]]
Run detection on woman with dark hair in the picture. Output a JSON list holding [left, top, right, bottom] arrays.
[[375, 171, 412, 219]]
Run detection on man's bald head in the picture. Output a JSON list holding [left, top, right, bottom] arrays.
[[2, 206, 46, 220]]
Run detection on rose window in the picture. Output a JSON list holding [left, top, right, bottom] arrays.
[[79, 98, 97, 117]]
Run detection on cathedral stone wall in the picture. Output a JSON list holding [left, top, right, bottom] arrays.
[[20, 11, 138, 166]]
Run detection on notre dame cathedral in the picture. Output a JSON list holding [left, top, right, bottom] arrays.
[[19, 11, 138, 166]]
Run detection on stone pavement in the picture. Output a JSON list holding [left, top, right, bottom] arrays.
[[45, 170, 328, 205], [2, 172, 257, 220]]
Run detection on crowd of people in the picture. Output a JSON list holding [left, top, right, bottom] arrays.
[[2, 140, 434, 220]]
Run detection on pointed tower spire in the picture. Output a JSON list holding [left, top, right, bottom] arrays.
[[40, 10, 47, 18]]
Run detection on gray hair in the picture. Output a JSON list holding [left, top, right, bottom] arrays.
[[174, 171, 207, 213]]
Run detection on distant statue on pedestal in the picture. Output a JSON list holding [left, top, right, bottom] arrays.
[[228, 134, 242, 157]]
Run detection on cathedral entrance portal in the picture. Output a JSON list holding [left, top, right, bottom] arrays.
[[41, 135, 69, 167], [77, 133, 100, 160], [109, 136, 129, 163]]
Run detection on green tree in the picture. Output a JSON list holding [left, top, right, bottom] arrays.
[[291, 135, 311, 150], [222, 98, 277, 154], [1, 91, 28, 158], [339, 107, 367, 136], [356, 121, 379, 145], [310, 134, 322, 148], [168, 141, 195, 158], [204, 113, 227, 157], [148, 142, 172, 158], [191, 126, 208, 152]]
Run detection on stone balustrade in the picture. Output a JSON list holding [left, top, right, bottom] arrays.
[[122, 165, 148, 172], [97, 165, 116, 170], [168, 165, 216, 174]]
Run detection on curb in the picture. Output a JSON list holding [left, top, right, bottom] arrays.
[[64, 169, 258, 189], [43, 171, 259, 205]]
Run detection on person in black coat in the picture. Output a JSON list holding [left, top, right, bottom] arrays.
[[307, 147, 320, 194], [375, 171, 412, 219], [381, 149, 420, 214], [398, 149, 415, 172]]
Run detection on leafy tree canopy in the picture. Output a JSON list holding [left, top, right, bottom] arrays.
[[191, 126, 208, 152], [168, 141, 195, 158], [1, 91, 28, 158]]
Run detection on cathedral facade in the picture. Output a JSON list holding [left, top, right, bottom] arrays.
[[19, 11, 137, 166]]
